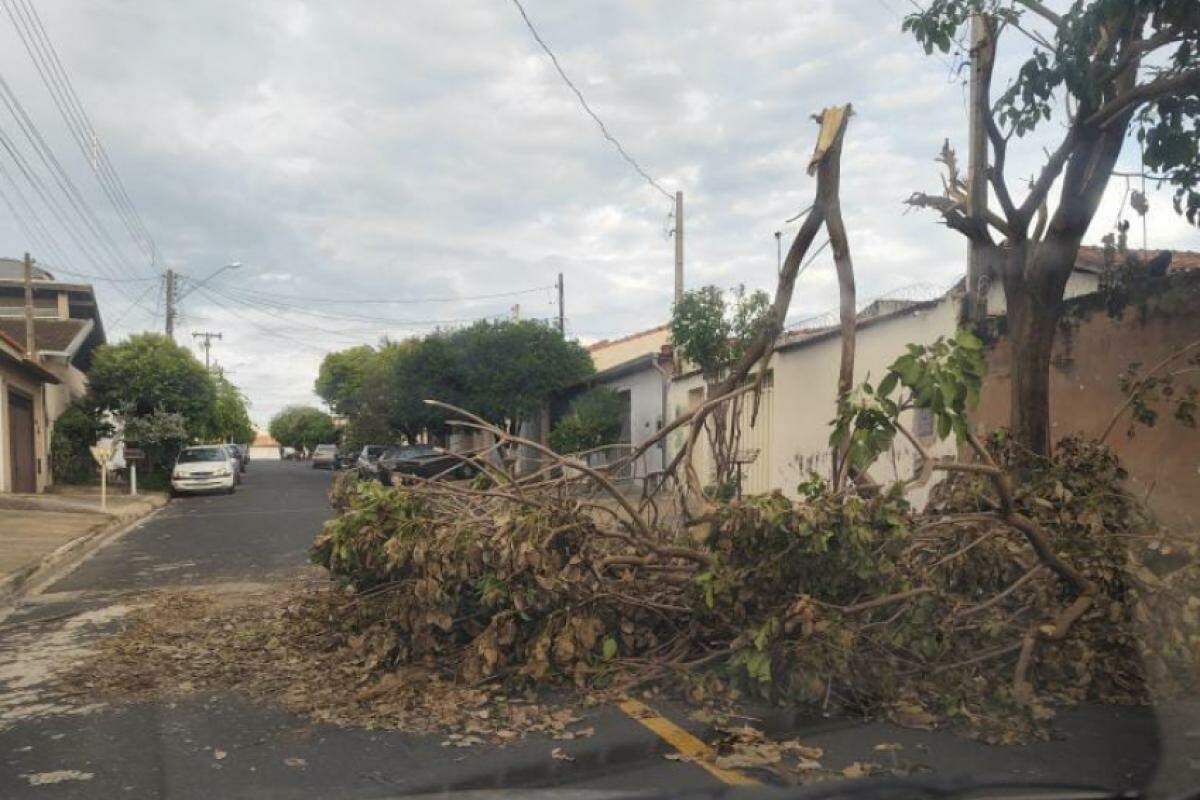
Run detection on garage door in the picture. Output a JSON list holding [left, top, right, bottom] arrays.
[[8, 389, 35, 493]]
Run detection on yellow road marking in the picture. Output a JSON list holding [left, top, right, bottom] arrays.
[[616, 698, 760, 786]]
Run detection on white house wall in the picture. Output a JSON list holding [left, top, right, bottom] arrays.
[[592, 365, 666, 477], [667, 293, 968, 507]]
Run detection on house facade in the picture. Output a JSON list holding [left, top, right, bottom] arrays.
[[0, 258, 106, 492], [665, 254, 1108, 504], [559, 325, 672, 478], [0, 329, 60, 492]]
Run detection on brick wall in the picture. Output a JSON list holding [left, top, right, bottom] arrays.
[[975, 273, 1200, 534]]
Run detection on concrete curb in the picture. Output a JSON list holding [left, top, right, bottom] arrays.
[[0, 497, 167, 611]]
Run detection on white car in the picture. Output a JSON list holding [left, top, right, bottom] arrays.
[[171, 445, 238, 496]]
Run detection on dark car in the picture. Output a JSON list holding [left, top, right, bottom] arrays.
[[375, 444, 473, 486], [355, 445, 388, 480], [228, 443, 248, 472]]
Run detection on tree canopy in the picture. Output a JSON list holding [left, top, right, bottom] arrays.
[[902, 0, 1200, 455], [316, 320, 594, 444], [88, 333, 217, 434], [549, 388, 624, 454], [314, 345, 377, 416], [268, 405, 337, 453], [211, 375, 255, 445], [670, 285, 771, 384]]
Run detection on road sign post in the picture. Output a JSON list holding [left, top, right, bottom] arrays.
[[89, 444, 112, 511]]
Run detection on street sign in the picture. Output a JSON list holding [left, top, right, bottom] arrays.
[[123, 448, 145, 460], [89, 445, 112, 466]]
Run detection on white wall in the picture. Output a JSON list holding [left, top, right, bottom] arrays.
[[592, 364, 667, 477]]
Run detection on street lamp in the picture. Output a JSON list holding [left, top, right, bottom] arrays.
[[177, 261, 243, 301]]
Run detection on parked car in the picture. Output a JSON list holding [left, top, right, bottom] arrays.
[[228, 443, 249, 472], [220, 445, 243, 485], [375, 444, 474, 485], [312, 443, 339, 469], [355, 445, 388, 480], [171, 445, 237, 496]]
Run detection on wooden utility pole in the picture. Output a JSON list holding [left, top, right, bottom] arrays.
[[965, 13, 994, 324], [22, 252, 35, 358], [164, 269, 176, 338], [556, 272, 564, 335], [673, 191, 684, 305], [192, 330, 223, 370]]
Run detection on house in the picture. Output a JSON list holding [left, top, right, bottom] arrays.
[[551, 325, 672, 478], [0, 258, 106, 492], [664, 247, 1125, 503], [249, 430, 282, 461], [0, 328, 61, 492]]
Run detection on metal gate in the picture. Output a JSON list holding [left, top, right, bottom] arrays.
[[7, 389, 35, 493], [735, 382, 773, 495]]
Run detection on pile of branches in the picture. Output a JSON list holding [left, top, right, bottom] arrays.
[[301, 106, 1198, 743], [311, 413, 1200, 742]]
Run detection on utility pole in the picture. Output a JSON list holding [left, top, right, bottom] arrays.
[[965, 12, 994, 324], [192, 330, 223, 370], [22, 252, 35, 358], [673, 191, 684, 305], [164, 268, 177, 339], [556, 272, 564, 335]]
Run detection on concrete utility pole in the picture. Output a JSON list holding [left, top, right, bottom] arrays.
[[164, 268, 177, 339], [556, 272, 564, 335], [22, 252, 35, 358], [192, 330, 223, 370], [673, 191, 684, 305], [966, 13, 993, 324]]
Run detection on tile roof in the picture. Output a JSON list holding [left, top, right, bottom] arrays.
[[1075, 245, 1200, 273], [585, 324, 669, 352], [0, 317, 89, 353]]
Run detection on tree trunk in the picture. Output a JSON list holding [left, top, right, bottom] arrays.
[[1004, 282, 1058, 458], [1000, 235, 1081, 459]]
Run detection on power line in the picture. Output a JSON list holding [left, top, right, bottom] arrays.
[[202, 281, 529, 327], [1, 0, 157, 269], [106, 276, 161, 329], [222, 282, 557, 305], [508, 0, 673, 201], [0, 118, 146, 305]]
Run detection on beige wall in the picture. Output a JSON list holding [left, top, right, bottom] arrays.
[[588, 327, 669, 372], [0, 365, 51, 493]]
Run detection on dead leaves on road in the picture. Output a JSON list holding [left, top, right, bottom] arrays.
[[54, 585, 600, 748]]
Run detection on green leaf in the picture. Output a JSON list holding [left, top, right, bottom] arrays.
[[602, 636, 618, 660]]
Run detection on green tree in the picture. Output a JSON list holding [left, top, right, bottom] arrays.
[[903, 0, 1200, 456], [387, 334, 465, 442], [549, 388, 624, 454], [211, 375, 255, 444], [123, 409, 190, 480], [670, 285, 771, 490], [314, 345, 376, 416], [268, 405, 337, 454], [450, 320, 593, 433], [50, 400, 109, 484], [670, 285, 770, 382], [88, 333, 216, 435]]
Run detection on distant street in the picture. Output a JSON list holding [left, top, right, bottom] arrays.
[[1, 461, 1198, 799]]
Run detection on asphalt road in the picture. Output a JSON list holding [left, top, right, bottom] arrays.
[[1, 461, 1198, 799]]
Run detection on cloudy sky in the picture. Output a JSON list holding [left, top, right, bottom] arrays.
[[0, 0, 1194, 427]]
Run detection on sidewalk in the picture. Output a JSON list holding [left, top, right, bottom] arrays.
[[0, 485, 167, 601]]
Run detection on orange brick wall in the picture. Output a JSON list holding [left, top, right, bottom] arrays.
[[975, 279, 1200, 534]]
